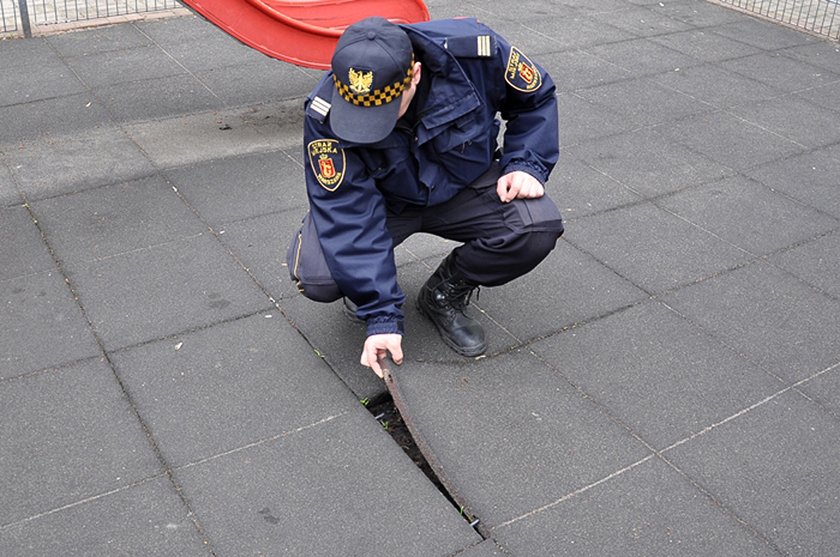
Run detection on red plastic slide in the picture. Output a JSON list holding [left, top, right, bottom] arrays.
[[179, 0, 430, 69]]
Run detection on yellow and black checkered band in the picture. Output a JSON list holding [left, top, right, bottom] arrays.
[[333, 57, 415, 107]]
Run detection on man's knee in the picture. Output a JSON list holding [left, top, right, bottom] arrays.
[[296, 280, 343, 303], [287, 212, 342, 303], [519, 228, 562, 266]]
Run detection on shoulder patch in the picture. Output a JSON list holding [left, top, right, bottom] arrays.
[[504, 47, 542, 93], [445, 34, 495, 58], [308, 139, 345, 192], [306, 96, 331, 123]]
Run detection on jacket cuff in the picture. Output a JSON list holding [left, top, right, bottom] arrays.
[[502, 160, 548, 185], [366, 316, 404, 336]]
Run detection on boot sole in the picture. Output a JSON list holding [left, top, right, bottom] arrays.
[[416, 299, 487, 358]]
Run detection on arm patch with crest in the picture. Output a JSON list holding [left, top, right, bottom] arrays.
[[308, 139, 345, 192], [504, 46, 542, 92]]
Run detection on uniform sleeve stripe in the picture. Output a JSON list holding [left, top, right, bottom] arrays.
[[478, 35, 492, 57], [310, 96, 331, 116]]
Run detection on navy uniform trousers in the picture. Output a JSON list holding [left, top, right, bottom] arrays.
[[289, 164, 565, 302]]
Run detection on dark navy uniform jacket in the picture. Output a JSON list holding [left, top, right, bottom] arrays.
[[303, 18, 559, 337]]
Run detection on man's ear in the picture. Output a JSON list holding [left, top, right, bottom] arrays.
[[412, 62, 422, 86]]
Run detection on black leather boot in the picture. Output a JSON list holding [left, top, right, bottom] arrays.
[[417, 254, 486, 357]]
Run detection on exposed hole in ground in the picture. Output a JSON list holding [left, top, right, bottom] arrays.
[[365, 394, 482, 533]]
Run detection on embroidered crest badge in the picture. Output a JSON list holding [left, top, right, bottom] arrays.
[[348, 67, 373, 95], [504, 47, 542, 93], [308, 139, 345, 192]]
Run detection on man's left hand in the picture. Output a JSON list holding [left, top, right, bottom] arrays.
[[496, 171, 545, 203]]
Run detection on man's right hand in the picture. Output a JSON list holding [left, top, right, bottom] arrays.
[[360, 334, 404, 379]]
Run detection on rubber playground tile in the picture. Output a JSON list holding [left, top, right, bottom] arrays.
[[475, 240, 649, 343], [541, 51, 631, 93], [551, 156, 642, 220], [661, 261, 840, 382], [594, 4, 693, 37], [464, 16, 581, 56], [650, 28, 762, 63], [797, 363, 840, 419], [96, 74, 223, 124], [280, 259, 520, 401], [215, 210, 303, 302], [583, 38, 701, 76], [0, 37, 60, 71], [174, 409, 480, 556], [455, 539, 510, 557], [151, 30, 266, 73], [551, 0, 631, 14], [68, 233, 270, 351], [657, 175, 838, 257], [0, 476, 207, 557], [779, 41, 840, 74], [0, 94, 112, 145], [0, 205, 55, 281], [567, 127, 731, 199], [0, 358, 161, 526], [45, 23, 154, 56], [794, 80, 840, 117], [121, 100, 304, 169], [649, 0, 745, 27], [729, 96, 840, 149], [709, 17, 817, 50], [0, 271, 100, 379], [64, 45, 187, 89], [519, 13, 636, 52], [164, 150, 307, 226], [424, 0, 481, 20], [0, 164, 18, 206], [4, 128, 156, 200], [652, 64, 783, 110], [194, 56, 318, 104], [387, 350, 652, 529], [111, 313, 358, 467], [556, 93, 635, 148], [569, 202, 751, 294], [279, 296, 385, 402], [0, 58, 86, 107], [655, 110, 804, 171], [136, 13, 222, 44], [528, 301, 784, 449], [720, 51, 839, 93], [575, 75, 712, 128], [768, 231, 840, 300], [663, 390, 840, 556], [491, 457, 775, 557], [745, 144, 840, 219], [31, 176, 206, 266]]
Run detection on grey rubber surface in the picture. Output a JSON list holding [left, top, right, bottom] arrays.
[[2, 0, 839, 554]]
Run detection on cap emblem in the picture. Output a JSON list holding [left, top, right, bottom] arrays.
[[348, 68, 373, 95]]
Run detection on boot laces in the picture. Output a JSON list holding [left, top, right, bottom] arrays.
[[440, 282, 479, 310]]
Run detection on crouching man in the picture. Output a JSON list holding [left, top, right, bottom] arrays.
[[289, 16, 564, 378]]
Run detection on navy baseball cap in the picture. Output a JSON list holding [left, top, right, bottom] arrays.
[[330, 17, 414, 144]]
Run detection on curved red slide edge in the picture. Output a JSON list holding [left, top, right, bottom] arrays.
[[179, 0, 430, 69]]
